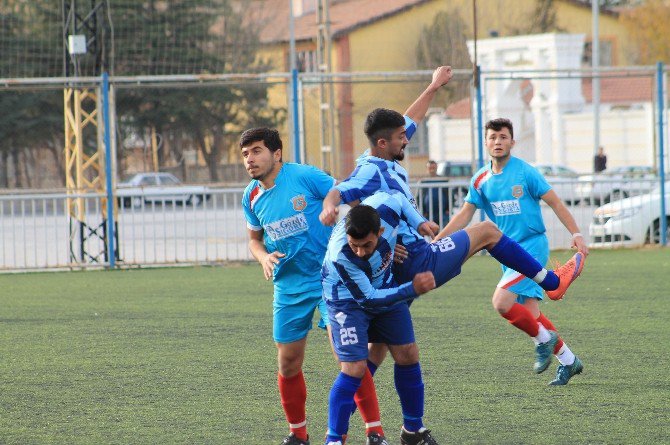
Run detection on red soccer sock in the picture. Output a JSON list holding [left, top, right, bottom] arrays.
[[537, 312, 565, 354], [278, 371, 308, 440], [354, 368, 384, 436], [501, 303, 540, 337]]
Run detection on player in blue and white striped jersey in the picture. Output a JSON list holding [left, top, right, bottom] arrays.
[[322, 188, 586, 445], [321, 190, 439, 445], [322, 190, 435, 310]]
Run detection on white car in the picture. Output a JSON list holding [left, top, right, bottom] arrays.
[[575, 166, 657, 205], [589, 180, 669, 247], [117, 172, 210, 208], [533, 164, 581, 204]]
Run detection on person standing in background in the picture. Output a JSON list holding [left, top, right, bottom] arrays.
[[594, 146, 607, 173]]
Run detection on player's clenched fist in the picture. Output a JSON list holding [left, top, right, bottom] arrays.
[[412, 271, 436, 295], [431, 66, 453, 88], [319, 204, 339, 226]]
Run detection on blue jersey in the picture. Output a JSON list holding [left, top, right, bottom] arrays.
[[242, 163, 335, 297], [322, 190, 426, 311], [335, 116, 423, 246], [465, 156, 552, 243]]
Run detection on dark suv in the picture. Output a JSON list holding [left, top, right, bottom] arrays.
[[437, 160, 473, 206]]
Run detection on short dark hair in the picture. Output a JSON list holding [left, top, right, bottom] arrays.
[[239, 127, 283, 153], [345, 205, 381, 239], [364, 108, 406, 147], [427, 160, 437, 166], [485, 118, 514, 139]]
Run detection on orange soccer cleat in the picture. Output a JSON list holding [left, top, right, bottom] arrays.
[[545, 252, 586, 301]]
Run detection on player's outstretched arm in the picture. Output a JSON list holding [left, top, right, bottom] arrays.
[[434, 202, 477, 241], [404, 66, 453, 123], [541, 190, 589, 256]]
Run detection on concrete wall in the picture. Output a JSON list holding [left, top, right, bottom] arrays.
[[428, 104, 659, 174]]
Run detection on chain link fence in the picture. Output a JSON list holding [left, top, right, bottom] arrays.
[[0, 66, 668, 270]]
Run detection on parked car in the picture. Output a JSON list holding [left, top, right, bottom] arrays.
[[575, 165, 657, 205], [589, 180, 669, 247], [435, 160, 473, 207], [533, 164, 581, 204], [117, 172, 210, 208]]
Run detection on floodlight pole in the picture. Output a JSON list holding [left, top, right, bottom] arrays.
[[592, 0, 601, 159], [62, 0, 119, 267]]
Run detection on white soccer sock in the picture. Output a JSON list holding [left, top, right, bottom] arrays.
[[556, 344, 576, 366], [532, 323, 552, 345], [532, 269, 548, 284]]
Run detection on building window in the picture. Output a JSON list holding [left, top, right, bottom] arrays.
[[297, 50, 318, 73], [582, 40, 613, 67]]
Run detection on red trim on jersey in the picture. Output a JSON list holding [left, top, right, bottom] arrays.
[[249, 185, 262, 211], [473, 170, 491, 190], [501, 273, 525, 289]]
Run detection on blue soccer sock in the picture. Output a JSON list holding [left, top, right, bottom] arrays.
[[367, 359, 379, 376], [394, 362, 425, 432], [488, 234, 559, 290], [326, 372, 362, 442]]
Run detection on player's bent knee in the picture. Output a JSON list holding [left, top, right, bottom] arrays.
[[388, 342, 419, 365], [340, 360, 368, 378], [492, 289, 515, 314], [367, 342, 388, 366]]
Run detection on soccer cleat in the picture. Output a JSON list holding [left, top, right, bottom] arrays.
[[549, 356, 584, 385], [281, 433, 310, 445], [545, 252, 585, 300], [534, 331, 559, 374], [400, 427, 439, 445], [366, 432, 389, 445]]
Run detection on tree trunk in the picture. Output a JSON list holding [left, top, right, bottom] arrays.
[[0, 150, 8, 188], [12, 147, 22, 188], [23, 148, 33, 188], [49, 138, 66, 186], [209, 128, 224, 182], [195, 128, 220, 182]]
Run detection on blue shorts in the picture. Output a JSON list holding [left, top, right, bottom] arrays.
[[497, 235, 549, 303], [326, 299, 415, 362], [273, 289, 329, 344], [393, 230, 471, 287]]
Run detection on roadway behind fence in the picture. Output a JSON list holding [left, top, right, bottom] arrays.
[[0, 177, 665, 271]]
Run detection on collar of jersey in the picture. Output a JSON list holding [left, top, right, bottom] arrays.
[[257, 163, 285, 191], [360, 154, 395, 167]]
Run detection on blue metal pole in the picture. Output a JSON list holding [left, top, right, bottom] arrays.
[[656, 62, 667, 246], [291, 68, 301, 164], [102, 72, 116, 267]]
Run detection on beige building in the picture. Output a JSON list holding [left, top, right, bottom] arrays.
[[256, 0, 631, 178]]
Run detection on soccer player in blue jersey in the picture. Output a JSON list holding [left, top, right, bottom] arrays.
[[322, 191, 438, 445], [323, 189, 584, 445], [240, 128, 384, 445], [435, 118, 589, 385]]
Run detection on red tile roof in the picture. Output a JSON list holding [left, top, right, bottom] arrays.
[[444, 75, 654, 119], [255, 0, 621, 44], [582, 75, 654, 104], [257, 0, 432, 43]]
